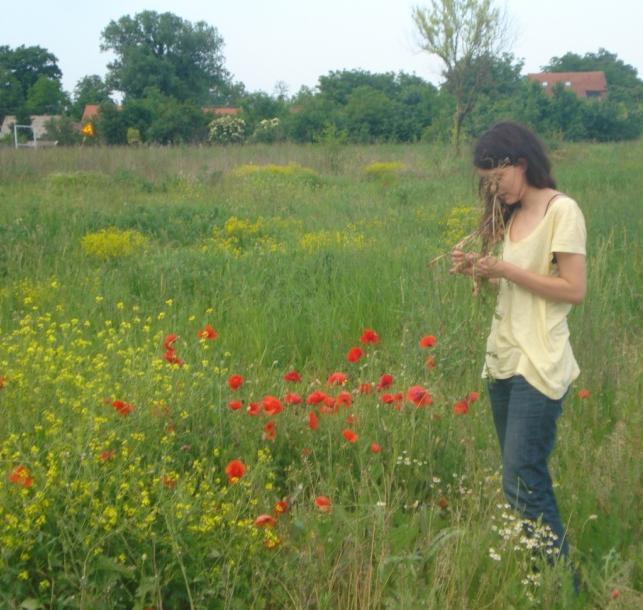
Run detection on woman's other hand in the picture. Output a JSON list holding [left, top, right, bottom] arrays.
[[450, 249, 478, 275], [475, 255, 506, 280]]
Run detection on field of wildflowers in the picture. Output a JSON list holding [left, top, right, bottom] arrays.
[[0, 141, 640, 609]]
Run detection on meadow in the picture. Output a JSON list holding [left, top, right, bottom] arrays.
[[0, 140, 640, 609]]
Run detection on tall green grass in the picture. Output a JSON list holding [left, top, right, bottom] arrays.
[[0, 141, 640, 609]]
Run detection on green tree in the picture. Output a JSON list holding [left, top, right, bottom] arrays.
[[412, 0, 510, 152], [25, 75, 68, 115], [100, 11, 230, 104], [0, 67, 23, 122], [240, 91, 286, 134], [72, 75, 111, 119], [0, 45, 62, 99], [542, 48, 641, 94], [343, 86, 397, 142]]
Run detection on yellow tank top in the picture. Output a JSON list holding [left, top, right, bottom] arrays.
[[482, 196, 587, 399]]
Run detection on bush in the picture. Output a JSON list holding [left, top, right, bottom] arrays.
[[208, 116, 246, 144], [80, 228, 149, 260], [43, 116, 82, 146], [251, 118, 284, 143]]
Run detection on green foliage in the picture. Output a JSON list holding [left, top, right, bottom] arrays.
[[100, 11, 230, 104], [43, 116, 82, 146], [0, 45, 64, 121], [250, 117, 284, 143], [71, 74, 112, 120], [208, 115, 246, 144], [25, 75, 68, 115]]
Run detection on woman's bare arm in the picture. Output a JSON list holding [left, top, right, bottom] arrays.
[[475, 252, 587, 304]]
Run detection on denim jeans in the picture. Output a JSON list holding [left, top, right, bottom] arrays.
[[488, 375, 570, 559]]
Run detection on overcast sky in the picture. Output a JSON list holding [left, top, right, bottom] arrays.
[[3, 0, 642, 97]]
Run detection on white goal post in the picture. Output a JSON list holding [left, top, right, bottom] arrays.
[[13, 124, 37, 149]]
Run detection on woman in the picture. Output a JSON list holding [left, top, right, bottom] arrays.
[[451, 121, 587, 566]]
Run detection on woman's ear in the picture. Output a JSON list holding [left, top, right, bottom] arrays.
[[517, 158, 528, 172]]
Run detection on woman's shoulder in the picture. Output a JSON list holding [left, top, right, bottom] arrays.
[[548, 194, 584, 219]]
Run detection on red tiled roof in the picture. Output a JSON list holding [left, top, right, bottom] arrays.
[[81, 104, 100, 122], [202, 107, 241, 116], [527, 71, 607, 98]]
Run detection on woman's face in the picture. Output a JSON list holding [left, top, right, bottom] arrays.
[[477, 163, 527, 205]]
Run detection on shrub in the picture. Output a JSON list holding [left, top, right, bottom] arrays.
[[81, 228, 149, 260], [251, 117, 284, 143], [208, 116, 246, 144]]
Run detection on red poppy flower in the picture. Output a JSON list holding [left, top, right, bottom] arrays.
[[467, 391, 480, 403], [453, 400, 469, 415], [419, 335, 437, 348], [336, 390, 353, 408], [163, 349, 183, 366], [307, 390, 329, 405], [315, 495, 332, 512], [112, 400, 135, 416], [358, 383, 373, 394], [345, 414, 356, 426], [327, 372, 347, 386], [342, 429, 358, 443], [577, 389, 590, 399], [225, 459, 246, 483], [160, 475, 177, 489], [163, 334, 177, 350], [262, 395, 283, 416], [308, 411, 319, 430], [263, 420, 277, 441], [283, 370, 302, 383], [197, 324, 218, 340], [8, 465, 33, 488], [425, 355, 436, 369], [284, 392, 302, 405], [347, 347, 364, 363], [0, 375, 7, 389], [228, 374, 244, 390], [437, 496, 449, 510], [376, 374, 394, 390], [254, 514, 277, 528], [228, 400, 243, 411], [360, 329, 380, 344], [99, 450, 115, 462], [274, 500, 289, 515], [370, 442, 381, 453], [406, 385, 432, 407], [380, 393, 396, 404], [247, 402, 261, 415]]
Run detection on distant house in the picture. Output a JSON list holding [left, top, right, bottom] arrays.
[[0, 114, 62, 139], [202, 107, 241, 116], [527, 71, 608, 99], [81, 104, 100, 123], [81, 104, 240, 121]]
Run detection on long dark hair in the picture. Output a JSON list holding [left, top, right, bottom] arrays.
[[473, 121, 556, 252]]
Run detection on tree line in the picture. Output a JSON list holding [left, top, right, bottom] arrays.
[[1, 8, 641, 147]]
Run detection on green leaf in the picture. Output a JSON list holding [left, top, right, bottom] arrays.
[[21, 599, 44, 610]]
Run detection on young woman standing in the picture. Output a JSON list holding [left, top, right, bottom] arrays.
[[451, 121, 587, 569]]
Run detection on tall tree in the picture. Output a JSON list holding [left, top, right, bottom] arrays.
[[412, 0, 509, 152], [25, 75, 68, 115], [100, 11, 230, 103], [542, 48, 642, 103], [72, 75, 112, 119]]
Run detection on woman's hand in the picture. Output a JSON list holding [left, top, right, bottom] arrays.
[[450, 249, 479, 276], [475, 255, 507, 280]]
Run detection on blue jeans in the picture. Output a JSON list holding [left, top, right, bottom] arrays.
[[488, 375, 570, 559]]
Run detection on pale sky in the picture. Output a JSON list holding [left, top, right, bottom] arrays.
[[3, 0, 642, 97]]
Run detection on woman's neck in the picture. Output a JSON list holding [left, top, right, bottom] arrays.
[[519, 185, 554, 213]]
